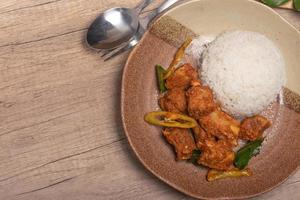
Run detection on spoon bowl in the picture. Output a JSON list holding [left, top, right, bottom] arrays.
[[87, 7, 139, 49]]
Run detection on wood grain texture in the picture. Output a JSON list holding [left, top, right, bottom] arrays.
[[0, 0, 299, 199]]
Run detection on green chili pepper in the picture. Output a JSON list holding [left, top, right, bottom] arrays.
[[144, 111, 198, 128], [188, 149, 201, 165], [294, 0, 300, 11], [261, 0, 289, 7], [234, 139, 264, 169], [156, 65, 167, 93]]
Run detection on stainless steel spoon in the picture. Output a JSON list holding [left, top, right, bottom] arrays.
[[86, 0, 153, 50], [102, 0, 179, 61]]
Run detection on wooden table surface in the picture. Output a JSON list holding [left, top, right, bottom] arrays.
[[0, 0, 299, 199]]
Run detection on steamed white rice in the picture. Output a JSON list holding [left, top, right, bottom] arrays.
[[189, 31, 286, 117]]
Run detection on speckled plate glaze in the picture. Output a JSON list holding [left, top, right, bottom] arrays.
[[121, 0, 300, 199]]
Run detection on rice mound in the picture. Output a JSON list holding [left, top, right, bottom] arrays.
[[200, 30, 286, 117]]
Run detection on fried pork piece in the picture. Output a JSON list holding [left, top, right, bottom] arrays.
[[198, 140, 235, 170], [163, 128, 196, 160], [239, 115, 271, 141], [165, 63, 198, 90], [192, 125, 215, 150], [186, 80, 217, 118], [159, 88, 187, 113], [199, 108, 240, 146]]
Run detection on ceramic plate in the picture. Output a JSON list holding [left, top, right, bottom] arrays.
[[121, 0, 300, 199]]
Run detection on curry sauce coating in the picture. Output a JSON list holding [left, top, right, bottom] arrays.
[[165, 63, 198, 90], [186, 80, 217, 118], [199, 108, 240, 147], [239, 115, 271, 141], [159, 88, 187, 114], [198, 140, 235, 171], [163, 128, 196, 160], [192, 125, 216, 150]]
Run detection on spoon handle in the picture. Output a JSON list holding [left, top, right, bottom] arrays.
[[134, 0, 154, 14], [140, 0, 178, 27]]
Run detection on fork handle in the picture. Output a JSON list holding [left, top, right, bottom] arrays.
[[134, 0, 154, 14], [140, 0, 178, 27]]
